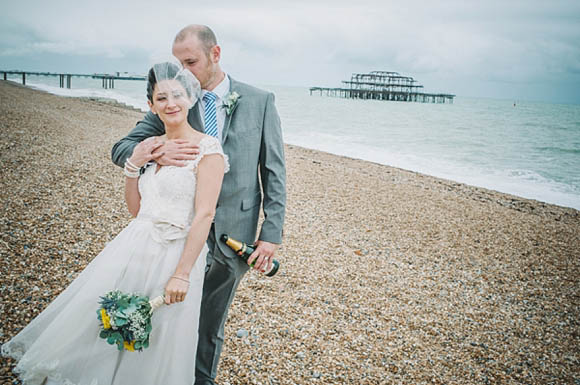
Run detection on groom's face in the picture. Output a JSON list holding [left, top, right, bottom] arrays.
[[172, 36, 218, 90]]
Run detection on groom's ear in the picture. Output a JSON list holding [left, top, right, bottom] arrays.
[[210, 45, 221, 64]]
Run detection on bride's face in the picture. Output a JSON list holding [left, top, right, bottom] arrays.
[[148, 80, 191, 126]]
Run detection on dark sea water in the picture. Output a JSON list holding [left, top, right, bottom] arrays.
[[13, 74, 580, 210]]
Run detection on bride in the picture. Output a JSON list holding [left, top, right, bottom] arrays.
[[1, 62, 227, 384]]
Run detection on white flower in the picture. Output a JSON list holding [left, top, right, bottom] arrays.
[[221, 91, 241, 115], [128, 311, 147, 340]]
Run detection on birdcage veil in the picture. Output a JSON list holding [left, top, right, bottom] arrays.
[[147, 58, 201, 109]]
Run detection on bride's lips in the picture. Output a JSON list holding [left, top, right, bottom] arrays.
[[165, 110, 180, 115]]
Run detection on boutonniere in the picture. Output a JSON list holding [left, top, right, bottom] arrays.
[[221, 91, 241, 116]]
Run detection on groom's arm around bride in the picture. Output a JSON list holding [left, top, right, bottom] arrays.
[[110, 24, 286, 385]]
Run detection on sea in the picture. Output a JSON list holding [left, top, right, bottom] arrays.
[[8, 73, 580, 211]]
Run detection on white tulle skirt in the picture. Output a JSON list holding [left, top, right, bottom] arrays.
[[1, 218, 207, 385]]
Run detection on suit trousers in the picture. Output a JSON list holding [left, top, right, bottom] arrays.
[[195, 225, 250, 385]]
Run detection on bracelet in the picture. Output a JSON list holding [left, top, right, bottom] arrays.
[[123, 165, 140, 178], [170, 276, 190, 284], [125, 158, 142, 171], [124, 163, 140, 173]]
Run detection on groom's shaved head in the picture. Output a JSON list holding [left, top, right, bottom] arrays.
[[174, 25, 217, 55], [173, 24, 224, 90]]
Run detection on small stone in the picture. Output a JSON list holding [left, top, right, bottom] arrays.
[[312, 371, 321, 378], [295, 351, 306, 360], [236, 328, 248, 338]]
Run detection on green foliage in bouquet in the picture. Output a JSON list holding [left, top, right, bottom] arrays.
[[96, 290, 154, 352]]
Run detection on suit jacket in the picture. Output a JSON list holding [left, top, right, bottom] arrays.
[[111, 77, 286, 259]]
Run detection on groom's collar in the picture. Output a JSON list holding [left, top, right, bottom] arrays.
[[227, 75, 241, 93], [202, 73, 229, 100]]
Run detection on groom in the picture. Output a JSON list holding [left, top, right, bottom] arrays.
[[111, 25, 286, 384]]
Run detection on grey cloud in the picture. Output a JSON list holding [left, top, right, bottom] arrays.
[[0, 0, 579, 103]]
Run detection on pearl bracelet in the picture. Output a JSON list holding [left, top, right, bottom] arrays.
[[124, 161, 139, 172], [124, 158, 141, 178], [125, 158, 141, 171], [124, 167, 140, 178]]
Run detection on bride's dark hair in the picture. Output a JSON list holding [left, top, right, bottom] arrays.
[[146, 62, 183, 102]]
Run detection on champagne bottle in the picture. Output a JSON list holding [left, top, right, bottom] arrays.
[[220, 234, 280, 277]]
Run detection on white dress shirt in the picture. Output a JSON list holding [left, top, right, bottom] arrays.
[[200, 74, 230, 142]]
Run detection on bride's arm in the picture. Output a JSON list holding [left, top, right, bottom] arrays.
[[124, 177, 141, 218], [124, 137, 164, 217], [164, 153, 225, 305]]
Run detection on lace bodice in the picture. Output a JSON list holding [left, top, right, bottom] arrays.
[[136, 136, 228, 242]]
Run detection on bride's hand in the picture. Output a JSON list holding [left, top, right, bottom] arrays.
[[128, 137, 164, 167], [164, 275, 190, 305]]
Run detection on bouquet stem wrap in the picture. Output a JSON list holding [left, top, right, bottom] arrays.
[[148, 295, 165, 313]]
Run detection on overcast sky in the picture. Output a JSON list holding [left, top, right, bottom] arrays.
[[1, 0, 579, 103]]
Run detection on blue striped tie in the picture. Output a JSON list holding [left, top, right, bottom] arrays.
[[203, 92, 218, 138]]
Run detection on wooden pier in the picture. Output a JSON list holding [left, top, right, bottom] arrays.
[[0, 70, 146, 89], [310, 71, 455, 104]]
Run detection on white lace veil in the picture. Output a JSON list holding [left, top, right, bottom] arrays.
[[148, 59, 201, 109]]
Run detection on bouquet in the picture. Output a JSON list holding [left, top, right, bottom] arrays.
[[97, 290, 165, 352]]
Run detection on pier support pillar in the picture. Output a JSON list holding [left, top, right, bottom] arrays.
[[22, 73, 26, 85]]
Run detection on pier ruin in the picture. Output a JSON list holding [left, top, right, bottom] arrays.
[[310, 71, 455, 104]]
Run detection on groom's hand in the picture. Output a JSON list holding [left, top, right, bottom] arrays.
[[153, 139, 200, 167], [247, 240, 279, 273]]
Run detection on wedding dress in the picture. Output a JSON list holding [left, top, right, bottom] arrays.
[[2, 136, 228, 385]]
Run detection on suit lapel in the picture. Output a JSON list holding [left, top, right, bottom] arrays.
[[188, 101, 204, 133], [221, 76, 240, 144]]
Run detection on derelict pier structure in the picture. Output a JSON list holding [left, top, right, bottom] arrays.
[[310, 71, 455, 104]]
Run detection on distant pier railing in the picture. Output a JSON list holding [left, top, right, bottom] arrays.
[[309, 87, 455, 103], [1, 70, 146, 89], [311, 71, 455, 104]]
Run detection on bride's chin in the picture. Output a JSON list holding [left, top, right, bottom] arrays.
[[160, 115, 185, 127]]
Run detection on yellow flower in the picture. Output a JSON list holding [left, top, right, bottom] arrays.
[[100, 308, 111, 330], [124, 340, 136, 352]]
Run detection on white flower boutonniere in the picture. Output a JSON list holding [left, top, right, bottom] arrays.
[[222, 91, 241, 116]]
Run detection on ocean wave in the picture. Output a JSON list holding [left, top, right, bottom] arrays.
[[535, 146, 580, 155], [285, 133, 580, 210], [26, 82, 148, 112]]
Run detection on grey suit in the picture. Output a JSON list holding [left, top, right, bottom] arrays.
[[111, 77, 286, 384]]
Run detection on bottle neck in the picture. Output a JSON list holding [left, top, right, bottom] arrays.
[[225, 238, 244, 253]]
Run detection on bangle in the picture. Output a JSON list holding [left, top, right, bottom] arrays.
[[124, 163, 140, 173], [123, 165, 140, 178], [126, 158, 142, 171], [170, 276, 190, 284]]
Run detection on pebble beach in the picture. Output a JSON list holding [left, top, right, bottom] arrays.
[[1, 80, 579, 384]]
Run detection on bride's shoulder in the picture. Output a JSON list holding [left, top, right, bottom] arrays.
[[199, 135, 222, 151], [197, 136, 229, 172]]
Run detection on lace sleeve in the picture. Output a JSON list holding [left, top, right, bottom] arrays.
[[192, 137, 230, 173]]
